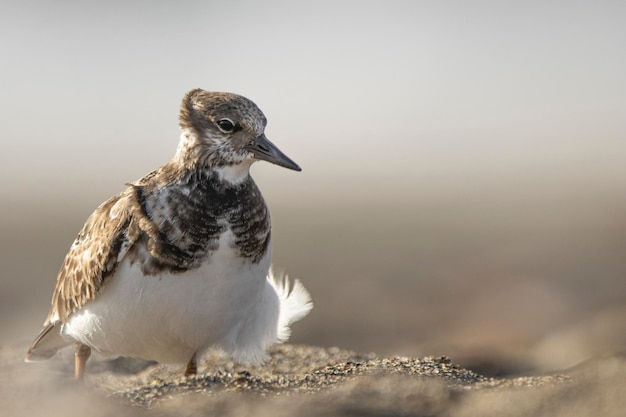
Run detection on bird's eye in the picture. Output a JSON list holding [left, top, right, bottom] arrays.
[[216, 118, 236, 133]]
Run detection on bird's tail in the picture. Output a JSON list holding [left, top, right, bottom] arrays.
[[25, 322, 70, 362], [267, 268, 313, 343]]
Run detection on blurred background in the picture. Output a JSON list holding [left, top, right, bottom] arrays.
[[1, 0, 625, 377]]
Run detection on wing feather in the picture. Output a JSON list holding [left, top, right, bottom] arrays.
[[46, 189, 137, 325]]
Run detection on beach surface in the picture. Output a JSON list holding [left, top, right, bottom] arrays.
[[2, 343, 625, 417]]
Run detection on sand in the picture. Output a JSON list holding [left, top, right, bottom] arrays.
[[2, 343, 625, 417]]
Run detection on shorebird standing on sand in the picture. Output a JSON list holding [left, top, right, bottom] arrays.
[[26, 89, 313, 379]]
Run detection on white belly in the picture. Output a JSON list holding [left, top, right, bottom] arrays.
[[62, 232, 279, 364]]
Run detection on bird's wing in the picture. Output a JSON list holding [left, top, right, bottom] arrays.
[[46, 189, 137, 326], [27, 189, 138, 360]]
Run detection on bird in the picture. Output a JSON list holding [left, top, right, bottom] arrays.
[[25, 89, 313, 379]]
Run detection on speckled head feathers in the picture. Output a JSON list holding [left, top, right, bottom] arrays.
[[176, 89, 300, 171], [179, 89, 267, 141]]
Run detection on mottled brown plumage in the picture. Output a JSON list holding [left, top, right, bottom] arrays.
[[50, 190, 133, 323], [46, 167, 271, 326]]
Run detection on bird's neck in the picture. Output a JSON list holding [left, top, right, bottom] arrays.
[[171, 132, 253, 185], [172, 132, 207, 168]]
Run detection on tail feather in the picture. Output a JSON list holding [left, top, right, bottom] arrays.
[[25, 322, 70, 362], [267, 268, 313, 343]]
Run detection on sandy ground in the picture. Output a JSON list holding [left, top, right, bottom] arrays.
[[2, 343, 626, 417]]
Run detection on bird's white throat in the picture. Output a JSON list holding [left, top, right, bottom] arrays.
[[214, 162, 254, 184]]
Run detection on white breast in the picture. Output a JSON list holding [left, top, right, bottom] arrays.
[[62, 231, 279, 364]]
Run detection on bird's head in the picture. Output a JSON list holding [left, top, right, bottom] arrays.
[[177, 89, 301, 173]]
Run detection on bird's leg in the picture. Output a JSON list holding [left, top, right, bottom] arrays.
[[184, 353, 197, 377], [74, 344, 91, 380]]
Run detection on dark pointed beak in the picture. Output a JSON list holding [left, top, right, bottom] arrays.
[[245, 134, 301, 171]]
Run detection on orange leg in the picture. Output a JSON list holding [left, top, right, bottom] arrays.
[[75, 344, 91, 380]]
